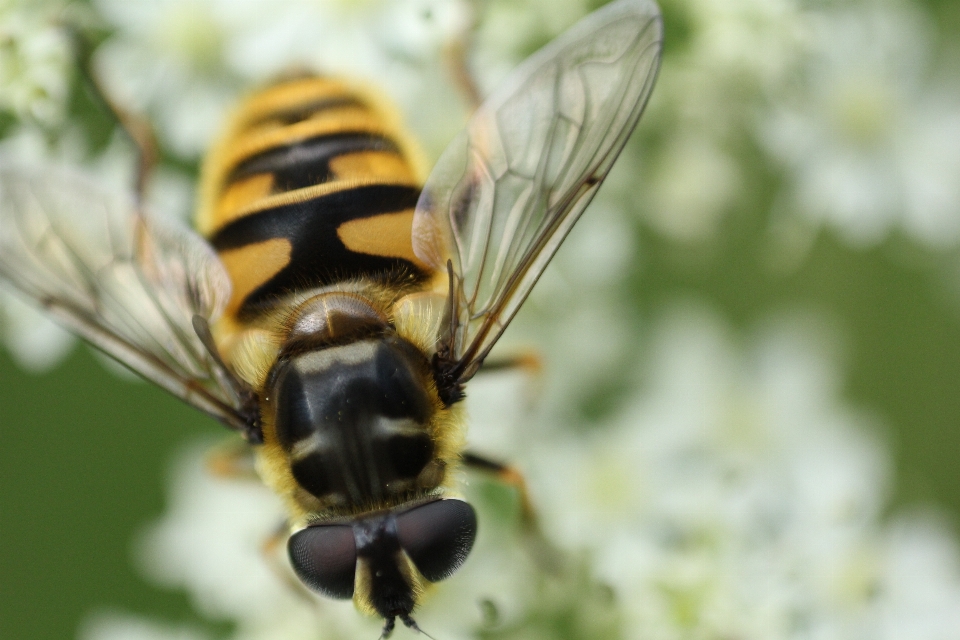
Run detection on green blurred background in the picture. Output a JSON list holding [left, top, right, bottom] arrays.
[[2, 0, 960, 637]]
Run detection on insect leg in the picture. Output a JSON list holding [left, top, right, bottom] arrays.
[[474, 349, 545, 409], [476, 350, 543, 376], [462, 451, 562, 572], [205, 439, 259, 480], [65, 25, 158, 205], [462, 452, 537, 527]]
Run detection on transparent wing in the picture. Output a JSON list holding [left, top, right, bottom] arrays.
[[412, 0, 663, 385], [0, 161, 261, 440]]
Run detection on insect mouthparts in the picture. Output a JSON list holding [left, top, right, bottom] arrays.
[[379, 612, 438, 640], [379, 615, 396, 639], [402, 614, 438, 640]]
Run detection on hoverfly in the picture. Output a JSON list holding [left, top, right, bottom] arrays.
[[0, 0, 662, 634]]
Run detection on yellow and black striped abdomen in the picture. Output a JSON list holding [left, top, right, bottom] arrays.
[[197, 76, 432, 321]]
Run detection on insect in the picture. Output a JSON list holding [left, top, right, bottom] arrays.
[[0, 0, 661, 635]]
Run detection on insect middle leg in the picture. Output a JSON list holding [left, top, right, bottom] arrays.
[[463, 451, 537, 527], [462, 450, 562, 572]]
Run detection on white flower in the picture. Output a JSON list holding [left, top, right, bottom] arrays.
[[872, 513, 960, 636], [0, 285, 74, 372], [528, 304, 960, 639], [79, 612, 209, 640], [644, 134, 743, 242], [628, 0, 808, 242], [92, 0, 242, 157], [81, 305, 960, 640], [761, 1, 960, 248], [677, 0, 808, 96], [0, 0, 72, 125], [92, 0, 474, 160]]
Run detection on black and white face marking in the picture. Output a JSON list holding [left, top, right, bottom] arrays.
[[288, 499, 478, 631], [272, 336, 441, 505]]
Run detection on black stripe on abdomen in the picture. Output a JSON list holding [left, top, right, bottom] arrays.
[[211, 184, 425, 317], [227, 132, 398, 193], [246, 95, 367, 127]]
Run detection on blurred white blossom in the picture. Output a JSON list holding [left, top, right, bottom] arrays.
[[0, 1, 957, 636], [630, 0, 960, 250], [477, 306, 960, 639], [92, 0, 473, 158], [761, 1, 960, 248], [0, 286, 74, 372], [82, 306, 960, 640], [637, 0, 808, 241], [645, 134, 742, 242], [92, 0, 242, 157], [80, 613, 209, 640], [0, 0, 72, 125]]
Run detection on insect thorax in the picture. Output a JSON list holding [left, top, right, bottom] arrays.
[[268, 333, 447, 510]]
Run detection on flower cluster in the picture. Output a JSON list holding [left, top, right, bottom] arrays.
[[0, 0, 72, 125], [1, 0, 959, 638], [81, 307, 960, 640], [759, 2, 960, 248], [91, 0, 475, 158]]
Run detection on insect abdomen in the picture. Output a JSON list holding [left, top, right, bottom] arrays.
[[196, 76, 431, 320]]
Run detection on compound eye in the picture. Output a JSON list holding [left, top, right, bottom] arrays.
[[288, 524, 357, 599], [395, 499, 477, 582]]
